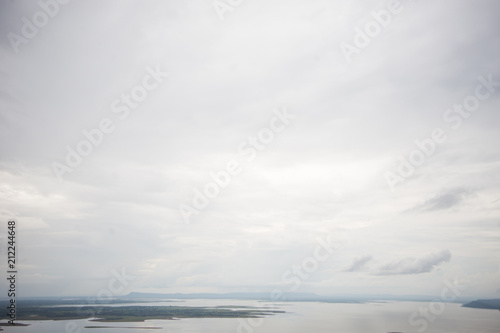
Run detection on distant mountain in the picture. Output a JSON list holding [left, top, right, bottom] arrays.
[[462, 299, 500, 310], [121, 292, 471, 303], [122, 292, 325, 301]]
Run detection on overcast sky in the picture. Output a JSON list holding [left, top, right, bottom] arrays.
[[1, 0, 499, 298]]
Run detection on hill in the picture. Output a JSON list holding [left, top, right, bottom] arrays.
[[462, 299, 500, 310]]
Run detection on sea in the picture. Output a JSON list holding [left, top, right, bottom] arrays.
[[1, 299, 499, 333]]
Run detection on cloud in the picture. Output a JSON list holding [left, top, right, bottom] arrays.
[[377, 250, 452, 275], [411, 188, 473, 212], [344, 255, 373, 272]]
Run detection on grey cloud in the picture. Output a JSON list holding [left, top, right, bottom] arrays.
[[377, 250, 452, 275], [344, 255, 373, 272], [411, 188, 473, 212]]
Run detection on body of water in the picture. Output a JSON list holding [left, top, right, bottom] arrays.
[[2, 300, 499, 333]]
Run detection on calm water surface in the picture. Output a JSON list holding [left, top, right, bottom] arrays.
[[2, 300, 499, 333]]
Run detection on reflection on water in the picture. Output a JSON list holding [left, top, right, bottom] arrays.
[[2, 300, 499, 333]]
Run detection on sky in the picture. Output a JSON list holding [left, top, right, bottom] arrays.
[[0, 0, 499, 298]]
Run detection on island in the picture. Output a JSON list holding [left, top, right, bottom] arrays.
[[462, 299, 500, 310], [0, 297, 285, 325]]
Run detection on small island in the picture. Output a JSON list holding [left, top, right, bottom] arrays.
[[462, 299, 500, 310], [12, 304, 284, 322]]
